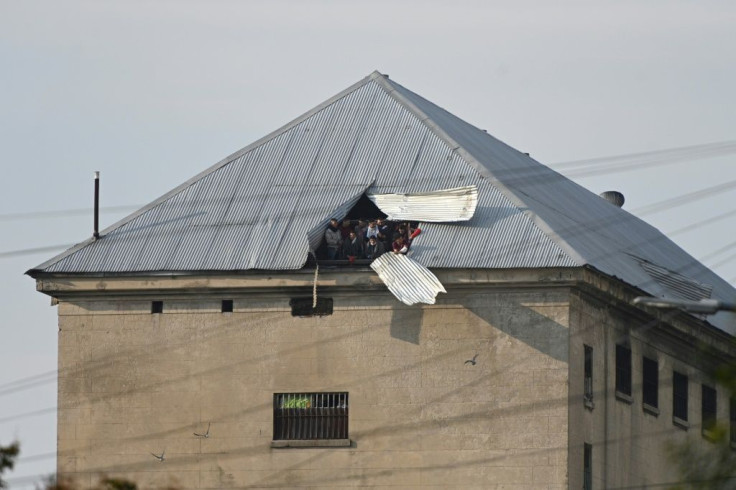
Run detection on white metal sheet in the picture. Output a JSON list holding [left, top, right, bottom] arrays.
[[370, 252, 446, 305], [367, 185, 478, 222]]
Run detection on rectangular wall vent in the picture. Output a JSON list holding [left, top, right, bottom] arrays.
[[290, 298, 333, 317]]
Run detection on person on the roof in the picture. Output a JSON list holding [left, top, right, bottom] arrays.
[[364, 235, 386, 259], [365, 220, 380, 241], [342, 230, 364, 260], [377, 218, 391, 238], [392, 235, 409, 255], [324, 218, 342, 260], [354, 219, 368, 241], [340, 220, 352, 241]]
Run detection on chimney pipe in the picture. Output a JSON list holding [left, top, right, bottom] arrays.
[[93, 171, 100, 239], [599, 190, 625, 208]]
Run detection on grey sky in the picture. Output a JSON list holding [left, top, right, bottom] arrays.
[[1, 1, 735, 486]]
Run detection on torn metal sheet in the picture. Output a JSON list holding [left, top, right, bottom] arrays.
[[367, 185, 477, 222], [370, 252, 446, 305], [306, 186, 370, 252]]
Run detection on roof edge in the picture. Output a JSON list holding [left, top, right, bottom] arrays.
[[31, 71, 384, 273]]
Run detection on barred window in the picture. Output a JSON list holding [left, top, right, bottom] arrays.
[[583, 442, 592, 490], [273, 392, 348, 441], [702, 384, 717, 435], [615, 344, 632, 397], [584, 345, 593, 403], [642, 356, 658, 410], [730, 397, 736, 445], [673, 371, 688, 422]]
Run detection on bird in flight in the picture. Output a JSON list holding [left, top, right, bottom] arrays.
[[464, 354, 479, 365], [194, 422, 211, 438], [151, 449, 165, 462]]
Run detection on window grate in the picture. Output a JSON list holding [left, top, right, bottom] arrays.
[[702, 384, 717, 433], [642, 356, 658, 409], [615, 344, 631, 396], [584, 345, 593, 402], [273, 392, 348, 440], [730, 397, 736, 445], [673, 371, 688, 422], [583, 442, 592, 490]]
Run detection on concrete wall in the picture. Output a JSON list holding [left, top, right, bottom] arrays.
[[569, 290, 734, 490], [56, 279, 570, 489]]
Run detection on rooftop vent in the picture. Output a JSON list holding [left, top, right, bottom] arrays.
[[600, 191, 625, 208]]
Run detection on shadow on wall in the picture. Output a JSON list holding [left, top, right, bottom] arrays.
[[463, 296, 569, 363], [389, 307, 423, 345], [387, 293, 569, 363]]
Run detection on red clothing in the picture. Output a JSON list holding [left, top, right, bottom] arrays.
[[392, 239, 408, 254]]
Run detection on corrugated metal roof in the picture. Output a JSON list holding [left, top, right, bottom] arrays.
[[636, 257, 713, 302], [367, 185, 477, 222], [370, 253, 446, 305], [29, 71, 736, 333]]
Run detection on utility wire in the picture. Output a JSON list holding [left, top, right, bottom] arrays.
[[0, 244, 74, 259], [0, 205, 140, 222], [2, 174, 735, 396], [1, 140, 734, 224], [2, 175, 735, 261], [632, 178, 736, 216], [551, 139, 736, 169]]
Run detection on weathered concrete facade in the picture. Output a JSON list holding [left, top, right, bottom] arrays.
[[40, 267, 735, 489], [568, 280, 736, 490], [47, 269, 572, 489]]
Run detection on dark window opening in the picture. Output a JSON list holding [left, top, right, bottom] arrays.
[[290, 297, 333, 317], [273, 392, 348, 440], [730, 397, 736, 445], [673, 371, 688, 422], [221, 299, 233, 313], [642, 356, 659, 409], [584, 345, 593, 403], [583, 442, 592, 490], [702, 384, 717, 434], [344, 194, 387, 220], [615, 344, 632, 397], [151, 301, 163, 314]]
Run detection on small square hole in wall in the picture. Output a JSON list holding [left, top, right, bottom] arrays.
[[151, 301, 163, 314], [222, 299, 233, 313]]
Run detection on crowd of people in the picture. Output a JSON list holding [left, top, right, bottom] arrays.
[[323, 218, 420, 261]]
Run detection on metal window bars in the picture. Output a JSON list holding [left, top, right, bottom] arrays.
[[584, 376, 594, 402], [273, 392, 348, 440]]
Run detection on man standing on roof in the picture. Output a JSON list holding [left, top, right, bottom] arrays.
[[342, 230, 364, 261], [325, 218, 342, 260]]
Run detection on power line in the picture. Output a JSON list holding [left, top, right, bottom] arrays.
[[2, 140, 734, 225], [665, 209, 736, 237], [0, 205, 140, 222], [0, 244, 74, 259], [1, 174, 734, 396], [551, 139, 736, 169], [632, 178, 736, 216]]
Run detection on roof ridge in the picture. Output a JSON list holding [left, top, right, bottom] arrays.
[[371, 74, 584, 266]]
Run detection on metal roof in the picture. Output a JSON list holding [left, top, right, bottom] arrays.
[[29, 71, 736, 333], [370, 253, 446, 305]]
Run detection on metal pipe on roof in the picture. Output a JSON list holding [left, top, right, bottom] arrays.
[[93, 171, 100, 240]]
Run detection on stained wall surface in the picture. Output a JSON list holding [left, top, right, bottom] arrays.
[[569, 290, 734, 490], [56, 283, 570, 489]]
